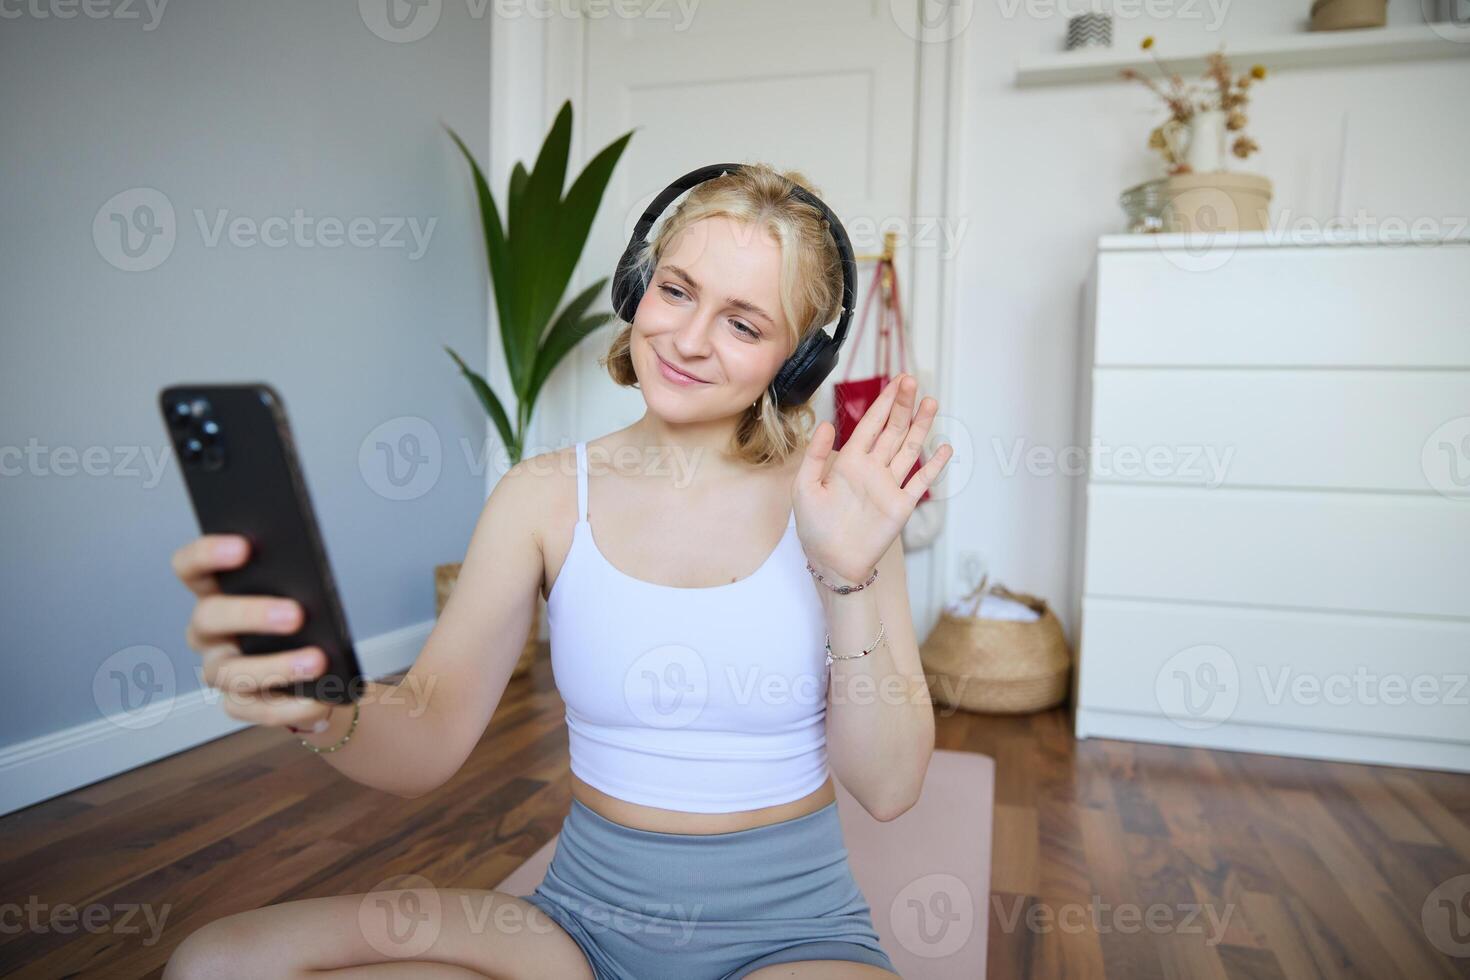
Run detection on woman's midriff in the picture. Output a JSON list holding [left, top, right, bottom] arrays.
[[570, 772, 838, 834]]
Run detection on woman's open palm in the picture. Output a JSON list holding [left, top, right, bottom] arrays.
[[793, 373, 953, 583]]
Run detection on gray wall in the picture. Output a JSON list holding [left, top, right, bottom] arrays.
[[1, 1, 493, 746]]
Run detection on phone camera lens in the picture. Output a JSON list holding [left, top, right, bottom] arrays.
[[201, 419, 220, 442], [168, 400, 193, 429], [190, 398, 211, 418], [202, 444, 226, 471], [182, 437, 203, 462]]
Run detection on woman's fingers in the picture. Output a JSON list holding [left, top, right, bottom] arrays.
[[171, 535, 250, 598], [796, 420, 837, 491], [903, 442, 954, 502], [171, 534, 333, 732], [848, 374, 905, 454], [889, 395, 939, 482], [221, 686, 335, 729], [186, 594, 303, 651], [205, 644, 327, 693], [871, 375, 922, 465]]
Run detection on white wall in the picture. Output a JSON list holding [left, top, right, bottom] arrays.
[[946, 0, 1470, 639]]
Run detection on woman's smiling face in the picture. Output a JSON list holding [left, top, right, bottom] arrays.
[[630, 215, 793, 422]]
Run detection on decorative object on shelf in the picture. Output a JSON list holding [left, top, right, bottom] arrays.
[[1120, 37, 1273, 233], [1122, 37, 1268, 175], [1161, 171, 1274, 233], [1119, 178, 1168, 233], [1310, 0, 1388, 31], [1065, 12, 1112, 50], [1185, 107, 1228, 173], [919, 571, 1071, 715], [437, 101, 633, 678]]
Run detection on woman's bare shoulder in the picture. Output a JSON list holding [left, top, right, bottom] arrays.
[[493, 445, 579, 548]]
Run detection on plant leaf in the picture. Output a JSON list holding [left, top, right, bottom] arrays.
[[444, 345, 515, 455], [525, 277, 613, 408], [508, 101, 573, 396], [546, 127, 635, 325], [444, 125, 521, 388]]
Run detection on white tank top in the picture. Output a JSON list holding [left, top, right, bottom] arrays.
[[545, 440, 831, 813]]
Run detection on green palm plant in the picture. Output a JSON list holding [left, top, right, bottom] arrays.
[[443, 100, 634, 466]]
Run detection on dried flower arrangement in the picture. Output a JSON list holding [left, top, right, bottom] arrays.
[[1121, 36, 1267, 175]]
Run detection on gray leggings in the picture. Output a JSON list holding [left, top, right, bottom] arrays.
[[520, 797, 897, 979]]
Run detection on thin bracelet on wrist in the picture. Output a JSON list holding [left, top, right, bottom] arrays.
[[294, 702, 359, 754], [824, 620, 886, 668], [806, 560, 878, 595]]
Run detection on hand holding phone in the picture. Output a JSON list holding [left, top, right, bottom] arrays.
[[170, 533, 340, 731], [160, 383, 366, 719]]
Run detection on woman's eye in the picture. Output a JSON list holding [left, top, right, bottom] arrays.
[[658, 283, 758, 339]]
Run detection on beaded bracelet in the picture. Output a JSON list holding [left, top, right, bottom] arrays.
[[806, 560, 878, 595], [825, 620, 886, 668], [292, 702, 359, 754]]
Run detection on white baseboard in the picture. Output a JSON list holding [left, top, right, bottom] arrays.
[[1076, 707, 1470, 774], [0, 620, 434, 818]]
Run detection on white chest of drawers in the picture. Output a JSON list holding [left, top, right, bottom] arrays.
[[1071, 230, 1470, 771]]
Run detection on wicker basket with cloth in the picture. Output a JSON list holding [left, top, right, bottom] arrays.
[[920, 575, 1072, 714]]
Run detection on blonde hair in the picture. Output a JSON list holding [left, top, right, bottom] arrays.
[[598, 163, 846, 467]]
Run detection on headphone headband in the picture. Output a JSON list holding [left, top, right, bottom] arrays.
[[611, 163, 858, 407]]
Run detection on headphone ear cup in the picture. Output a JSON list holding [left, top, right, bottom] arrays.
[[772, 329, 837, 407], [611, 241, 647, 323]]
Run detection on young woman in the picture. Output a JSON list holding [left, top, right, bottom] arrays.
[[164, 164, 952, 979]]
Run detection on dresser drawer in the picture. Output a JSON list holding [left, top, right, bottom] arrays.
[[1077, 598, 1470, 742], [1095, 243, 1470, 367], [1089, 368, 1470, 492], [1082, 484, 1469, 618]]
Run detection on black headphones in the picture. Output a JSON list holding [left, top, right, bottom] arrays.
[[609, 163, 858, 408]]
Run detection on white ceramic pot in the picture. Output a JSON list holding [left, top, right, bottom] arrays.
[[1185, 109, 1227, 174]]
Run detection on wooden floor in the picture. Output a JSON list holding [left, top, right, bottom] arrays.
[[2, 650, 1468, 979]]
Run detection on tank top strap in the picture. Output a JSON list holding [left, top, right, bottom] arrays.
[[575, 441, 588, 523]]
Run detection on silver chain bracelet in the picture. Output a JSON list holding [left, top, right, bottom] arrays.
[[806, 560, 878, 594], [825, 620, 886, 668]]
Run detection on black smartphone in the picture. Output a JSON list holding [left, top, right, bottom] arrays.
[[159, 382, 365, 704]]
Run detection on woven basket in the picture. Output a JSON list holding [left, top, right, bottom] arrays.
[[920, 578, 1071, 714], [435, 562, 540, 679]]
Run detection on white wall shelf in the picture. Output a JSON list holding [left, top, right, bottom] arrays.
[[1015, 23, 1470, 86]]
